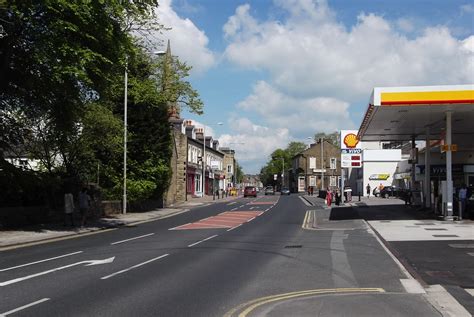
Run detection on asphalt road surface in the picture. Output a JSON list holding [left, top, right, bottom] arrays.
[[0, 194, 445, 316]]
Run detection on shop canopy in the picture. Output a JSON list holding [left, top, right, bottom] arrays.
[[357, 84, 474, 142]]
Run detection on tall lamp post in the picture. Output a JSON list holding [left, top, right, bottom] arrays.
[[123, 56, 128, 214]]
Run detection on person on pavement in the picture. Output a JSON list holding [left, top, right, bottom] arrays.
[[458, 184, 468, 220], [78, 187, 91, 227], [366, 183, 371, 198]]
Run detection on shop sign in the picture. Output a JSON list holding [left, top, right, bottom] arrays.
[[341, 148, 362, 154], [417, 164, 464, 175], [369, 173, 390, 180]]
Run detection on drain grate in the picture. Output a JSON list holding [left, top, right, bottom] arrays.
[[284, 245, 302, 249]]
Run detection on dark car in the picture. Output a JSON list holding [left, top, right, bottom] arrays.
[[244, 186, 257, 198], [281, 187, 290, 195], [379, 186, 402, 198], [264, 186, 275, 195]]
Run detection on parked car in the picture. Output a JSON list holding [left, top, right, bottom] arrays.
[[281, 187, 290, 195], [379, 186, 402, 198], [264, 186, 275, 195], [244, 186, 257, 198], [372, 187, 380, 197]]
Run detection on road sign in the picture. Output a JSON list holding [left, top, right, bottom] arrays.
[[341, 152, 362, 168]]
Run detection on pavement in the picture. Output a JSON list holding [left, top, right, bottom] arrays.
[[0, 193, 241, 250]]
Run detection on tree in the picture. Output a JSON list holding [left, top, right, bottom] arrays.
[[0, 1, 203, 205], [313, 132, 340, 147], [259, 142, 306, 186]]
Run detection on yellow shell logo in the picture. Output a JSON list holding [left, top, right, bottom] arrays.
[[343, 133, 359, 148]]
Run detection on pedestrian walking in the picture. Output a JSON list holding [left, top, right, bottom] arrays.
[[310, 186, 314, 196], [458, 184, 468, 220], [64, 192, 75, 226], [366, 183, 371, 198], [326, 188, 332, 206], [335, 190, 341, 206], [78, 187, 91, 227]]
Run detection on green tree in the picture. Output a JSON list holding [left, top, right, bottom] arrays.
[[313, 132, 340, 147]]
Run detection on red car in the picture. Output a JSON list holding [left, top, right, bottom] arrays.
[[244, 186, 257, 198]]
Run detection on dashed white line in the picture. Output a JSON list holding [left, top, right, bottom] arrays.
[[111, 233, 155, 245], [0, 251, 83, 272], [188, 235, 218, 247], [231, 207, 238, 211], [227, 224, 242, 232], [169, 223, 191, 230], [1, 298, 50, 316], [101, 254, 169, 280], [246, 217, 256, 223]]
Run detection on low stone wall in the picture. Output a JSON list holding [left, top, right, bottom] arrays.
[[101, 200, 122, 216]]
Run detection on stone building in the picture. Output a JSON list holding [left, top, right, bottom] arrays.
[[220, 147, 236, 190], [290, 139, 341, 192]]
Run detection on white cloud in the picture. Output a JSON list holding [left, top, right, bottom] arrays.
[[237, 81, 354, 135], [149, 0, 215, 74], [461, 4, 474, 14], [223, 1, 474, 101], [221, 0, 474, 173], [218, 117, 290, 174]]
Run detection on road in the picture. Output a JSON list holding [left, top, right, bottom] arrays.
[[0, 194, 448, 316]]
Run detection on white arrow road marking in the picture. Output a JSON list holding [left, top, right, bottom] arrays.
[[0, 251, 83, 272], [101, 254, 169, 280], [1, 298, 50, 316], [0, 257, 115, 287]]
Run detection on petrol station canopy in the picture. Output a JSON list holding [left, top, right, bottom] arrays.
[[357, 84, 474, 142]]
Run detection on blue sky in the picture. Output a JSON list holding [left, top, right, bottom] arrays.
[[152, 0, 474, 174]]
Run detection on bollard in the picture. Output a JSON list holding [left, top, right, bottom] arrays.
[[359, 193, 361, 201]]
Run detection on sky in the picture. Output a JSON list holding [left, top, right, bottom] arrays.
[[150, 0, 474, 174]]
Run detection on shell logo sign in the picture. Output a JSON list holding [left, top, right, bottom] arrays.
[[343, 133, 359, 148]]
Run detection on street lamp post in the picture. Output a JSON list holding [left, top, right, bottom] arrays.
[[321, 137, 325, 190], [123, 56, 128, 214]]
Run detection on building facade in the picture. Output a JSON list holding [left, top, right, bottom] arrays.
[[291, 139, 341, 192]]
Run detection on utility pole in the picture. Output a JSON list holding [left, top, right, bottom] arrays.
[[281, 158, 285, 188], [321, 138, 325, 190]]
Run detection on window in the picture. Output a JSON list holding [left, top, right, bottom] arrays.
[[330, 176, 337, 187], [330, 158, 337, 170], [309, 157, 316, 169], [227, 165, 233, 173]]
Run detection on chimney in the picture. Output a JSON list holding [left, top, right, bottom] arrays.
[[195, 128, 204, 141], [213, 140, 219, 150]]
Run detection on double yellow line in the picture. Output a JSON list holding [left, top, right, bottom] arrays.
[[224, 288, 385, 317], [301, 210, 314, 229]]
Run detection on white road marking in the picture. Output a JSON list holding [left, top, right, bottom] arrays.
[[467, 252, 474, 257], [0, 257, 115, 286], [231, 207, 238, 211], [168, 223, 190, 230], [465, 289, 474, 296], [111, 233, 155, 245], [188, 235, 218, 247], [227, 224, 242, 232], [227, 202, 237, 205], [246, 217, 256, 223], [449, 244, 474, 248], [1, 298, 50, 316], [0, 251, 83, 272], [101, 254, 169, 280]]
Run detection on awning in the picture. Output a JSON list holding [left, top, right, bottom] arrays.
[[358, 85, 474, 142]]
